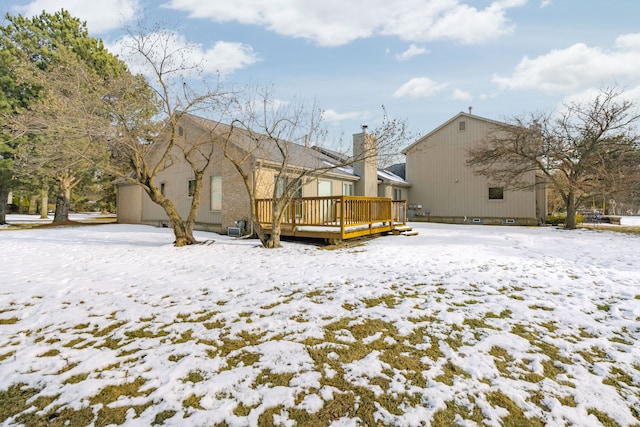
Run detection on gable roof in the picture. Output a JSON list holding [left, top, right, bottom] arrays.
[[178, 113, 412, 186], [402, 111, 507, 154], [181, 113, 356, 179]]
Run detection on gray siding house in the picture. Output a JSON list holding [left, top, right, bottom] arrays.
[[403, 112, 547, 225]]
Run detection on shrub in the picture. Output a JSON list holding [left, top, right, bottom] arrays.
[[546, 213, 584, 226]]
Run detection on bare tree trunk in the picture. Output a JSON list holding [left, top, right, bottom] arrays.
[[40, 186, 49, 219], [54, 192, 70, 222], [265, 221, 282, 248], [0, 188, 8, 225], [167, 210, 193, 247], [53, 177, 73, 223], [565, 191, 577, 229], [145, 187, 198, 246]]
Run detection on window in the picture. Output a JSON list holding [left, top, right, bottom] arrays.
[[458, 120, 466, 131], [274, 176, 302, 198], [488, 187, 504, 200], [210, 176, 221, 210], [343, 182, 354, 196], [318, 180, 332, 197], [178, 126, 184, 136], [393, 188, 402, 200], [188, 179, 196, 197]]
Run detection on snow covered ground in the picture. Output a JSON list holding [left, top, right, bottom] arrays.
[[1, 217, 639, 426]]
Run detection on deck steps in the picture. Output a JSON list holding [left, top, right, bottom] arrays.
[[392, 225, 418, 236]]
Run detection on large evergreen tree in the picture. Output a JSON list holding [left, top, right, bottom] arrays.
[[0, 9, 127, 223]]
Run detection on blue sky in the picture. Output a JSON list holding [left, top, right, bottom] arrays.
[[3, 0, 640, 146]]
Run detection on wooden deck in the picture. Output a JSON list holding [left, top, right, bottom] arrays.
[[256, 196, 407, 242]]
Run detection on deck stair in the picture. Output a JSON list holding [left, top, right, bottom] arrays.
[[392, 225, 418, 236]]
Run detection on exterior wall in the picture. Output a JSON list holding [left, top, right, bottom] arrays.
[[353, 131, 378, 197], [405, 114, 537, 223], [125, 118, 253, 234], [116, 183, 143, 224]]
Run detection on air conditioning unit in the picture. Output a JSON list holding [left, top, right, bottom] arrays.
[[227, 226, 242, 237]]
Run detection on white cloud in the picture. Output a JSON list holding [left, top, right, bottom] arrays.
[[322, 109, 367, 123], [493, 33, 640, 93], [393, 77, 447, 98], [162, 0, 525, 47], [451, 88, 473, 101], [108, 31, 259, 79], [203, 42, 260, 75], [15, 0, 140, 34], [396, 44, 429, 61]]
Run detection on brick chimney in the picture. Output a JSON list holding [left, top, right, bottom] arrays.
[[353, 126, 378, 197]]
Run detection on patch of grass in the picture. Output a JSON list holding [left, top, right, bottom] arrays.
[[37, 349, 60, 357], [152, 410, 177, 425], [124, 326, 169, 339], [73, 322, 90, 330], [89, 377, 149, 405], [0, 317, 19, 325], [434, 360, 469, 386], [226, 349, 261, 368], [168, 353, 188, 362], [173, 329, 194, 344], [463, 317, 494, 330], [362, 294, 398, 308], [182, 394, 204, 411], [597, 304, 611, 312], [489, 346, 515, 376], [255, 369, 294, 387], [485, 309, 512, 319], [64, 373, 90, 384], [578, 346, 609, 365], [603, 367, 635, 389], [96, 402, 152, 426], [0, 383, 40, 423], [63, 337, 85, 348], [432, 398, 484, 426], [0, 351, 15, 362], [587, 408, 620, 427], [486, 391, 545, 426], [529, 304, 554, 311], [98, 337, 123, 350], [92, 321, 126, 337], [182, 370, 205, 384]]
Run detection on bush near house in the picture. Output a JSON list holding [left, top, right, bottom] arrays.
[[546, 213, 584, 226]]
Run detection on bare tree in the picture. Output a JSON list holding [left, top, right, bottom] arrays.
[[467, 87, 640, 229], [222, 87, 412, 248], [104, 28, 233, 246]]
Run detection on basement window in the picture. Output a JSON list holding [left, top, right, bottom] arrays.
[[488, 187, 504, 200]]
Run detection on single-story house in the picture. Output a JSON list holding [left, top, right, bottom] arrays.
[[116, 113, 410, 235]]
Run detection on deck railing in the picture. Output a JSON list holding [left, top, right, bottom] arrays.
[[256, 196, 407, 241]]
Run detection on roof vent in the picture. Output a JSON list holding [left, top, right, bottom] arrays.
[[468, 106, 473, 115]]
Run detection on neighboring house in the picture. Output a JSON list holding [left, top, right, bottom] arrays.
[[116, 113, 410, 234], [403, 111, 547, 225]]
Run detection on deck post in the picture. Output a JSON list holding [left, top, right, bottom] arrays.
[[340, 196, 346, 240]]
